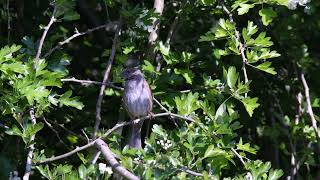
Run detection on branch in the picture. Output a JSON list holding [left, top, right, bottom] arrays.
[[37, 112, 195, 165], [23, 108, 37, 180], [37, 141, 96, 165], [44, 22, 118, 58], [95, 139, 140, 180], [180, 167, 203, 177], [61, 78, 123, 90], [218, 0, 248, 96], [301, 73, 320, 152], [93, 18, 122, 139], [148, 0, 164, 46], [231, 148, 253, 180], [34, 7, 56, 69]]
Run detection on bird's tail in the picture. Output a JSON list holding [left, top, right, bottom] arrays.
[[128, 120, 144, 149]]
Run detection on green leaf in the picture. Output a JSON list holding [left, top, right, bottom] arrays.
[[255, 62, 277, 75], [237, 138, 257, 154], [25, 122, 44, 138], [227, 66, 238, 89], [215, 102, 227, 120], [237, 4, 254, 15], [142, 60, 155, 74], [259, 8, 278, 26], [59, 91, 84, 110], [268, 169, 284, 180], [174, 92, 201, 116], [5, 125, 23, 136], [204, 145, 228, 158], [174, 68, 194, 85], [241, 97, 260, 117], [56, 164, 73, 175]]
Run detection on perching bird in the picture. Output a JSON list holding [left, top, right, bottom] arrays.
[[122, 66, 153, 149]]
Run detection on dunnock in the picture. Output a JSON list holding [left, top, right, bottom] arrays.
[[122, 67, 153, 149]]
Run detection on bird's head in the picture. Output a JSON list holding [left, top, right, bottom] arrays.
[[122, 67, 143, 80]]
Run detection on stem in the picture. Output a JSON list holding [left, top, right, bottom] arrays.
[[23, 108, 37, 180], [34, 7, 56, 69], [93, 18, 122, 139]]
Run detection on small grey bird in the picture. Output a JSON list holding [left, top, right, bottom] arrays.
[[122, 67, 153, 149]]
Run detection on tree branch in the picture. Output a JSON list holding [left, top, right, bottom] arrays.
[[95, 139, 140, 180], [23, 108, 37, 180], [301, 73, 320, 152], [93, 18, 122, 139], [37, 112, 195, 165], [44, 22, 118, 58], [61, 78, 123, 90], [34, 6, 56, 69]]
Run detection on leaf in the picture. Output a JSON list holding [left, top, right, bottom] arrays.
[[268, 169, 284, 180], [158, 41, 170, 56], [174, 68, 194, 85], [59, 91, 84, 110], [25, 122, 44, 138], [215, 102, 226, 120], [241, 97, 260, 117], [174, 92, 200, 116], [255, 62, 277, 75], [227, 66, 238, 89], [5, 125, 23, 136], [56, 164, 73, 175], [237, 138, 257, 154], [152, 124, 167, 137], [142, 60, 155, 74], [259, 8, 278, 26], [237, 4, 254, 15], [204, 145, 228, 158]]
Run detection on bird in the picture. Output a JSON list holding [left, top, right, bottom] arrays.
[[122, 66, 153, 149]]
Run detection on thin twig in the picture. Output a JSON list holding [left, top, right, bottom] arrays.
[[44, 22, 118, 58], [301, 73, 320, 152], [90, 150, 101, 164], [81, 129, 90, 143], [218, 0, 249, 96], [231, 148, 253, 180], [6, 0, 10, 44], [43, 117, 71, 150], [61, 78, 123, 90], [23, 108, 37, 180], [34, 7, 57, 69], [95, 139, 140, 180], [180, 167, 203, 177], [93, 18, 122, 139], [46, 118, 87, 141]]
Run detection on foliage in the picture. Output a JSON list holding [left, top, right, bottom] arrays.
[[0, 0, 319, 179]]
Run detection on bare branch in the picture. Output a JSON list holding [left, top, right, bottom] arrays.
[[90, 150, 101, 164], [93, 18, 122, 139], [6, 0, 10, 44], [44, 22, 118, 58], [61, 78, 123, 90], [301, 73, 320, 151], [37, 141, 96, 165], [180, 167, 203, 177], [95, 139, 140, 180], [23, 108, 37, 180], [148, 0, 164, 46], [42, 117, 71, 150], [34, 7, 57, 69]]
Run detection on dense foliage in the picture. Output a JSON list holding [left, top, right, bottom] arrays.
[[0, 0, 319, 179]]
